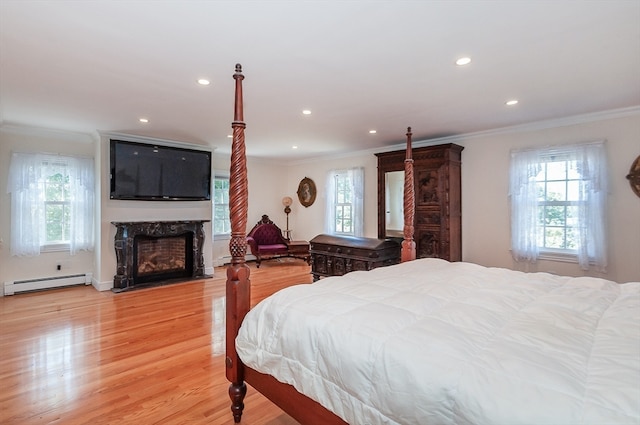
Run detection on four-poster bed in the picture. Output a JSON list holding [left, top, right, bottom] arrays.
[[225, 65, 640, 424], [224, 63, 358, 424]]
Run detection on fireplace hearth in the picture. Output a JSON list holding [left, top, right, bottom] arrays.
[[112, 220, 209, 292]]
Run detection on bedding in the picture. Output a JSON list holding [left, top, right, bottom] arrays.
[[236, 258, 640, 425]]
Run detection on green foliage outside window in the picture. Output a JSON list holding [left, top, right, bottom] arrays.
[[334, 173, 353, 234], [535, 159, 581, 251], [43, 171, 71, 244]]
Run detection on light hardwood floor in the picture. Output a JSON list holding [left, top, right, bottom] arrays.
[[0, 259, 313, 425]]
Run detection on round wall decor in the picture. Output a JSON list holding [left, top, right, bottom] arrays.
[[297, 177, 316, 207], [627, 155, 640, 198]]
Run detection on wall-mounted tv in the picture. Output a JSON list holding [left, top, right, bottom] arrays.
[[110, 139, 212, 201]]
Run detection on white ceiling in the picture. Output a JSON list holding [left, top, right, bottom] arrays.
[[1, 1, 639, 160]]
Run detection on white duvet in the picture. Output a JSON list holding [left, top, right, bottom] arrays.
[[236, 259, 640, 425]]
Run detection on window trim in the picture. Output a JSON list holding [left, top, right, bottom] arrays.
[[41, 243, 71, 253]]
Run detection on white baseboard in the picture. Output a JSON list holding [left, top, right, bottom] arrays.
[[92, 278, 114, 292]]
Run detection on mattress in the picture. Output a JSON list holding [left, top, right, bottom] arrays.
[[236, 258, 640, 424]]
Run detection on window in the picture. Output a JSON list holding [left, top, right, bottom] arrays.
[[335, 172, 353, 234], [324, 168, 364, 236], [213, 175, 230, 236], [536, 157, 581, 251], [509, 141, 607, 271], [43, 163, 71, 247], [7, 152, 95, 256]]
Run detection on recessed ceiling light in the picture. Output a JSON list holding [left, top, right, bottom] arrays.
[[227, 134, 232, 138], [455, 57, 471, 66], [139, 118, 149, 123], [506, 99, 519, 106], [369, 130, 377, 134], [302, 110, 311, 115], [292, 145, 298, 149], [197, 79, 210, 85]]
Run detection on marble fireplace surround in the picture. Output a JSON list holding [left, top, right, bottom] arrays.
[[111, 220, 209, 292]]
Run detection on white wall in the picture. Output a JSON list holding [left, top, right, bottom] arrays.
[[2, 109, 639, 291], [0, 125, 97, 286], [460, 111, 640, 283], [285, 154, 380, 242], [210, 152, 288, 266], [284, 109, 640, 283], [96, 133, 216, 290], [0, 126, 290, 290]]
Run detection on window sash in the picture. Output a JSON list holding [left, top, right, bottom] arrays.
[[325, 167, 363, 237], [334, 173, 354, 235], [213, 176, 231, 236], [42, 166, 72, 246]]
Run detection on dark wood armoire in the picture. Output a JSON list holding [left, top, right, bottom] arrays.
[[376, 143, 463, 261]]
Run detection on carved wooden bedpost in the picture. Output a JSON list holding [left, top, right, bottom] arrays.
[[226, 63, 250, 423], [401, 127, 416, 262]]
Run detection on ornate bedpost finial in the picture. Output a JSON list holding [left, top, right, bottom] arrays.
[[233, 64, 245, 124], [234, 64, 244, 81]]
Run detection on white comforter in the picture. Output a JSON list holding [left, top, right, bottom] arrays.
[[236, 259, 640, 425]]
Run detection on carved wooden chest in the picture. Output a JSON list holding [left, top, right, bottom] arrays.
[[310, 234, 400, 281]]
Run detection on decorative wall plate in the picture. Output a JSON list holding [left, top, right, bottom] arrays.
[[627, 155, 640, 198], [297, 177, 316, 207]]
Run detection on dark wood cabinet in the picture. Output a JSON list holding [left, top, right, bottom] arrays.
[[376, 143, 463, 261], [310, 234, 400, 281]]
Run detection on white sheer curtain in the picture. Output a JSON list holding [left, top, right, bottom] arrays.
[[324, 172, 336, 235], [351, 167, 364, 237], [68, 156, 95, 253], [509, 141, 607, 271], [509, 149, 541, 263], [324, 167, 364, 236], [7, 152, 95, 256]]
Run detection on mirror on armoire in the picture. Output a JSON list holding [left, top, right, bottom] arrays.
[[384, 170, 404, 238], [376, 148, 409, 241]]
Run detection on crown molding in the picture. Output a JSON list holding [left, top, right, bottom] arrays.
[[0, 121, 97, 143], [98, 131, 215, 153], [290, 106, 640, 165], [401, 106, 640, 152]]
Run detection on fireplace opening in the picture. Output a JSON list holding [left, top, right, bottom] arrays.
[[133, 233, 194, 284]]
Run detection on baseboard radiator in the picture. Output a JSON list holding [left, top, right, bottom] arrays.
[[4, 273, 92, 296]]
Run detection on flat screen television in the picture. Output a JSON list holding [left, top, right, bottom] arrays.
[[110, 139, 212, 201]]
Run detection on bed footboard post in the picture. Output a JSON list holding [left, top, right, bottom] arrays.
[[402, 126, 416, 262], [226, 63, 250, 423], [228, 378, 247, 422], [226, 263, 250, 422]]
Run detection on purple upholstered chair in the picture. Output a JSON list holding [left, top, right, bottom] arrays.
[[246, 215, 290, 267]]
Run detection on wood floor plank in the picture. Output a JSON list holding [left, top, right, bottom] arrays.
[[0, 259, 311, 425]]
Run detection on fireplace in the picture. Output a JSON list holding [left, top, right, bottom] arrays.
[[112, 220, 208, 292]]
